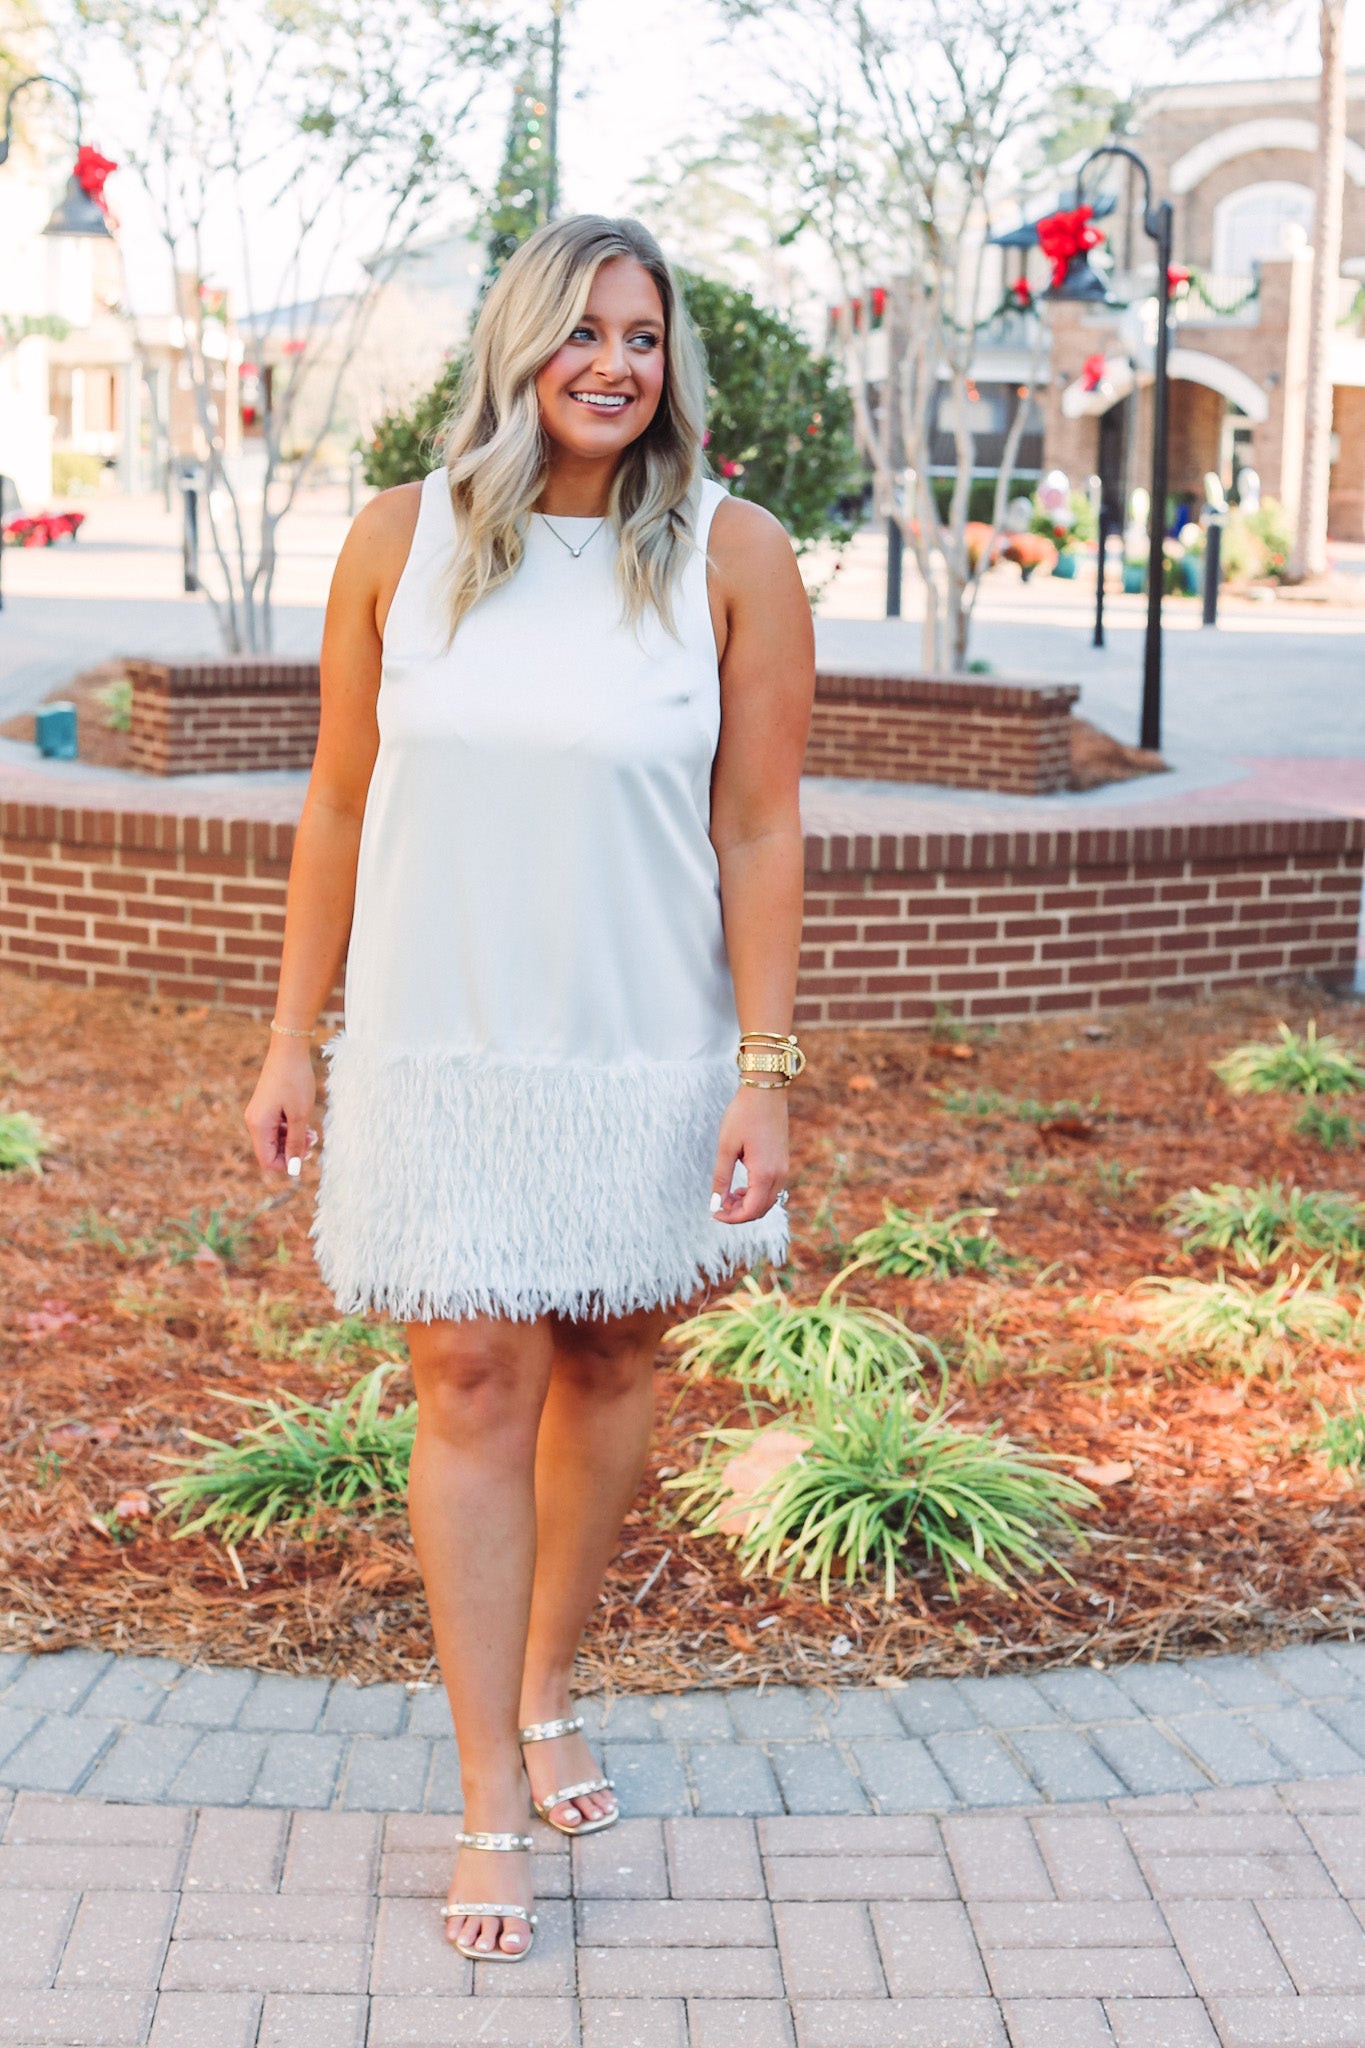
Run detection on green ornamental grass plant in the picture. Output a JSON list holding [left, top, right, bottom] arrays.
[[0, 1110, 52, 1175], [936, 1087, 1100, 1124], [157, 1365, 415, 1544], [1214, 1021, 1365, 1098], [162, 1206, 255, 1266], [845, 1204, 1007, 1281], [665, 1277, 938, 1405], [1295, 1102, 1361, 1152], [1316, 1402, 1365, 1474], [1133, 1269, 1356, 1377], [290, 1315, 409, 1369], [665, 1385, 1093, 1601], [1165, 1180, 1365, 1269]]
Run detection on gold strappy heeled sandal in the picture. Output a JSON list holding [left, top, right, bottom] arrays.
[[518, 1712, 618, 1837], [440, 1829, 538, 1962]]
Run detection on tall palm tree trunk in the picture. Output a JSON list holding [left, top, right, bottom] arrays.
[[1289, 0, 1346, 581]]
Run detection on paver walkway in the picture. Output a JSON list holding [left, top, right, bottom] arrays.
[[4, 1769, 1365, 2045], [5, 1645, 1365, 1818], [4, 1647, 1365, 2043]]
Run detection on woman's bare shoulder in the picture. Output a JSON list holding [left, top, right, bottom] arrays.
[[351, 480, 425, 551], [706, 492, 804, 602]]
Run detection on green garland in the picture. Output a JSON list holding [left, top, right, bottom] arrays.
[[1180, 268, 1261, 318]]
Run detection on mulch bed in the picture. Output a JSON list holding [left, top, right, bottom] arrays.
[[2, 971, 1363, 1693]]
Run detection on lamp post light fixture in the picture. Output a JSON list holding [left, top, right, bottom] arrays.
[[1043, 145, 1173, 756], [0, 74, 115, 241]]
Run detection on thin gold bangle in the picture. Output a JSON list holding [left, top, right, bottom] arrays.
[[269, 1020, 314, 1039]]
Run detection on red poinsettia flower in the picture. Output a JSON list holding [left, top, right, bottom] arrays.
[[1081, 352, 1109, 393], [1035, 204, 1104, 289], [1010, 277, 1033, 310]]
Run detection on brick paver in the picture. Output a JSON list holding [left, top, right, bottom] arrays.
[[1, 1649, 1365, 2041], [5, 1644, 1365, 1817], [0, 1772, 1358, 2041]]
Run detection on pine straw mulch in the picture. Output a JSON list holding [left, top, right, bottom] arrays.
[[2, 970, 1364, 1695]]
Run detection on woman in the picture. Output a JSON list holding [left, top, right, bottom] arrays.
[[245, 214, 814, 1962]]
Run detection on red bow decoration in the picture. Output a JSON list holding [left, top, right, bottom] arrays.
[[1167, 265, 1190, 293], [73, 145, 118, 209], [1081, 352, 1109, 393], [1010, 277, 1034, 311], [1035, 204, 1104, 289]]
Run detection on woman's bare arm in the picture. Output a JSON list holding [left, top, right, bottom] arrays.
[[244, 484, 421, 1172], [705, 495, 815, 1224]]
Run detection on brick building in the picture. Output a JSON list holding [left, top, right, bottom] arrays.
[[1038, 74, 1365, 539]]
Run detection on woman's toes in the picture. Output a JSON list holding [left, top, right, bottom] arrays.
[[555, 1800, 582, 1827], [500, 1922, 527, 1952], [476, 1915, 501, 1952]]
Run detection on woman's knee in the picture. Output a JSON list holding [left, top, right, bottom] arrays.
[[409, 1320, 550, 1444]]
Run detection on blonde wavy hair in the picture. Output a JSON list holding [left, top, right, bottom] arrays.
[[440, 215, 708, 639]]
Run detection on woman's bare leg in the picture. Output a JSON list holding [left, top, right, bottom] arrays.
[[406, 1314, 554, 1955], [517, 1306, 669, 1827]]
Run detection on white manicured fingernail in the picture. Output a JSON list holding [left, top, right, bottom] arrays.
[[709, 1193, 722, 1214], [287, 1156, 302, 1178]]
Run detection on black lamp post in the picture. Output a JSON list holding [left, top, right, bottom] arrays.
[[1045, 146, 1172, 756], [0, 75, 113, 611]]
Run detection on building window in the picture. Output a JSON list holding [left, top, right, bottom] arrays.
[[1212, 180, 1315, 274]]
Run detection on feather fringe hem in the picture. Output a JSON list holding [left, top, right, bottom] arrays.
[[311, 1037, 788, 1324]]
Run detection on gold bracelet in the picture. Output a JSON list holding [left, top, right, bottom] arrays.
[[736, 1032, 806, 1084], [269, 1020, 314, 1039]]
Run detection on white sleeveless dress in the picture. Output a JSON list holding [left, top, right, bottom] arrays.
[[312, 470, 789, 1323]]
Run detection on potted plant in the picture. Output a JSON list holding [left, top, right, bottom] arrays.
[[1000, 531, 1058, 582]]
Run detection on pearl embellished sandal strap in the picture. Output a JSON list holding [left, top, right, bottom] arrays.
[[539, 1776, 615, 1807], [518, 1714, 584, 1744], [441, 1902, 537, 1924], [454, 1830, 533, 1852]]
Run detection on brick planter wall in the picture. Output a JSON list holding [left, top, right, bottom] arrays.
[[807, 672, 1081, 794], [796, 817, 1365, 1026], [125, 656, 1080, 795], [127, 659, 323, 777], [2, 800, 1359, 1026]]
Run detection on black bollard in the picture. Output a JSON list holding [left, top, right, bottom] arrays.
[[1201, 516, 1222, 628], [182, 467, 200, 593], [886, 516, 903, 618]]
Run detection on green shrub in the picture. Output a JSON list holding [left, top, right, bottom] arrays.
[[1133, 1270, 1356, 1377], [847, 1204, 1007, 1280], [0, 1110, 52, 1175], [665, 1386, 1092, 1600], [158, 1365, 415, 1543], [94, 676, 133, 733], [1165, 1180, 1365, 1269], [665, 1277, 938, 1405], [1213, 1022, 1365, 1098], [1295, 1102, 1360, 1152]]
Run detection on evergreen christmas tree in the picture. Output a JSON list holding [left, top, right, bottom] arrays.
[[483, 54, 555, 282]]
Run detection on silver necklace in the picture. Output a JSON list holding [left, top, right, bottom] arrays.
[[539, 513, 605, 559]]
